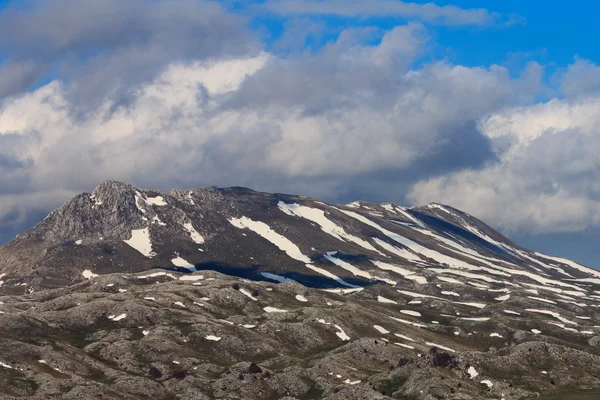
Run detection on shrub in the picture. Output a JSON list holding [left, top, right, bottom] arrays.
[[148, 366, 162, 379], [248, 363, 262, 374], [429, 348, 458, 368], [397, 358, 411, 367], [171, 370, 187, 380]]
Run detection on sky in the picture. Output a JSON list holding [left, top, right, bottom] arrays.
[[1, 0, 600, 268]]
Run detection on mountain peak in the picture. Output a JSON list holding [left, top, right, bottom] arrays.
[[91, 179, 137, 198]]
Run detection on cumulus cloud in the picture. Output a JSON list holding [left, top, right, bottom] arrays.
[[556, 58, 600, 98], [0, 0, 258, 100], [408, 96, 600, 234], [0, 60, 46, 99], [261, 0, 512, 26]]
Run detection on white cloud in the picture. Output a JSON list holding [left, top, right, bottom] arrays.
[[408, 96, 600, 234], [262, 0, 507, 27]]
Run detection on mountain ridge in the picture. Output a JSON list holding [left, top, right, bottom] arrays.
[[0, 180, 597, 293]]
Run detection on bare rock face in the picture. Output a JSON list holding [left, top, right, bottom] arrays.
[[1, 181, 600, 399]]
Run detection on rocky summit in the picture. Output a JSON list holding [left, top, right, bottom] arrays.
[[1, 181, 600, 399]]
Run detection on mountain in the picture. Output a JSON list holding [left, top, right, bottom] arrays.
[[1, 181, 600, 399]]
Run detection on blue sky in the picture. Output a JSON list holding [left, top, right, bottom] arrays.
[[2, 0, 599, 89], [243, 0, 600, 87], [1, 0, 600, 268]]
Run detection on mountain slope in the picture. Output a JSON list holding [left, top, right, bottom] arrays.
[[0, 180, 598, 293], [1, 181, 600, 399]]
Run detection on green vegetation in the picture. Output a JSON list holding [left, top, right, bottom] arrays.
[[87, 368, 116, 385], [59, 385, 74, 393]]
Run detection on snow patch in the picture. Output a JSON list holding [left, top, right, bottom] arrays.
[[526, 309, 577, 325], [425, 342, 455, 352], [205, 335, 221, 341], [229, 216, 310, 263], [171, 256, 195, 271], [239, 288, 258, 301], [278, 202, 383, 255], [527, 296, 557, 305], [137, 271, 176, 279], [340, 209, 502, 273], [0, 361, 12, 369], [400, 310, 422, 317], [324, 252, 372, 280], [467, 366, 479, 378], [82, 269, 98, 279], [441, 291, 460, 297], [108, 314, 127, 321], [377, 295, 397, 304], [264, 306, 288, 313], [371, 260, 427, 284], [335, 325, 350, 341], [124, 228, 156, 257], [455, 302, 487, 309], [151, 216, 166, 226], [145, 196, 167, 206], [438, 276, 463, 284], [394, 333, 415, 342], [295, 294, 308, 302], [373, 325, 390, 334], [373, 237, 423, 263], [183, 222, 204, 244], [389, 316, 427, 328], [179, 275, 204, 281]]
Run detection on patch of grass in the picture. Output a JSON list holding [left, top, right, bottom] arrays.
[[175, 321, 194, 335], [23, 379, 39, 390], [372, 376, 409, 398], [51, 342, 63, 352], [87, 368, 116, 385], [59, 385, 74, 393], [298, 379, 324, 400]]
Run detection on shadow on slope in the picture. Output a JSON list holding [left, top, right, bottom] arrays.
[[155, 261, 377, 289]]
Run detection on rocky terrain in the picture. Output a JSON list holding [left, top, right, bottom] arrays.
[[1, 181, 600, 399]]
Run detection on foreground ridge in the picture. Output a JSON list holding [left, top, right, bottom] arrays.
[[0, 181, 599, 399]]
